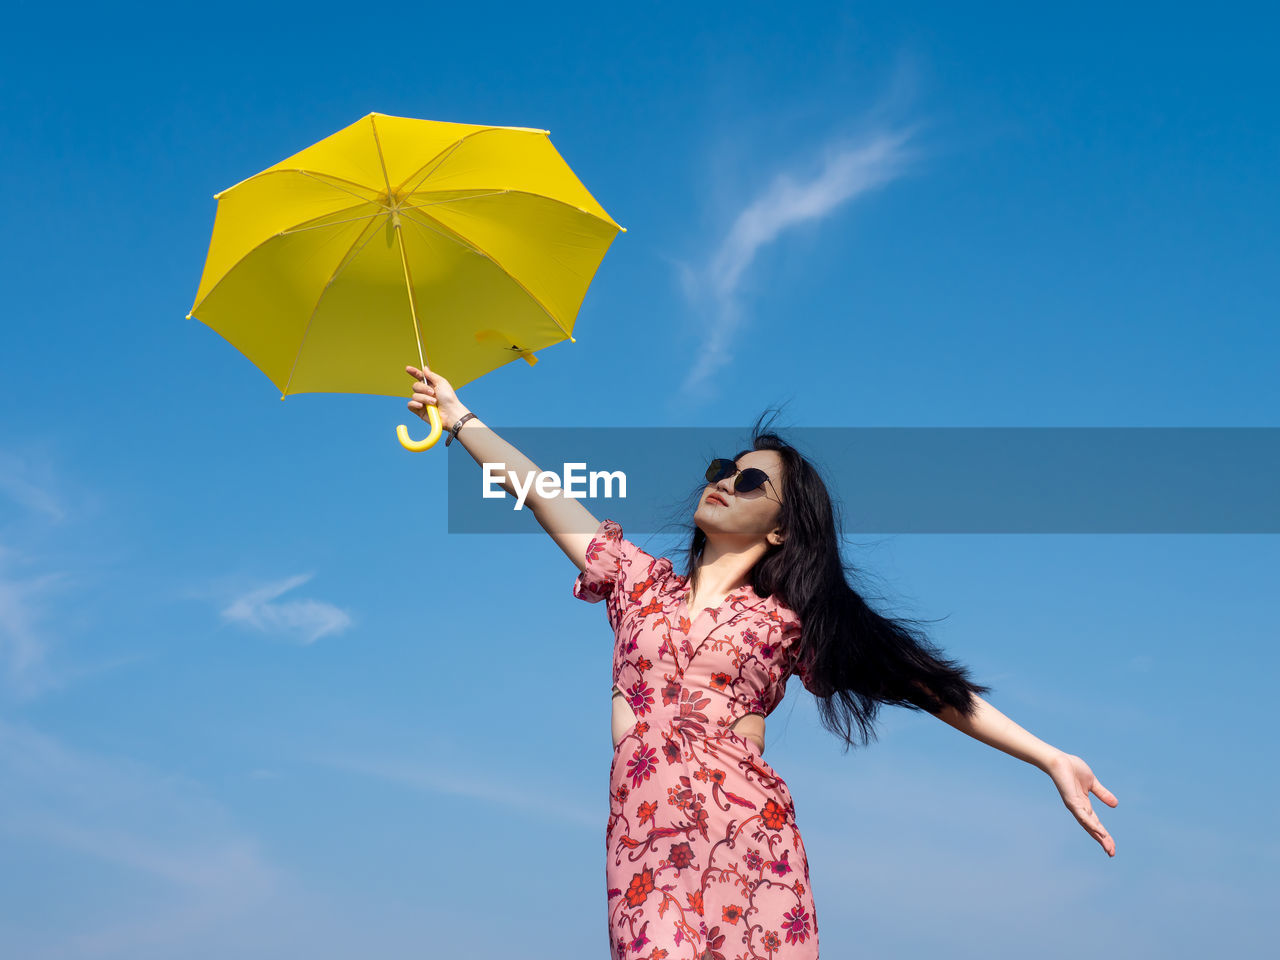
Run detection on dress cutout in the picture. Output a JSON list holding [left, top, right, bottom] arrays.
[[574, 518, 820, 959]]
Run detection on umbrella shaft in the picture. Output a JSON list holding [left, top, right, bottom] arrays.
[[390, 212, 429, 376]]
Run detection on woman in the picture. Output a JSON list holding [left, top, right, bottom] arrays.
[[405, 363, 1118, 959]]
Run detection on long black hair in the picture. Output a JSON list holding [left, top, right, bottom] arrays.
[[676, 409, 991, 753]]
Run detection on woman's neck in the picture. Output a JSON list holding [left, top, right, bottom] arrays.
[[690, 539, 767, 601]]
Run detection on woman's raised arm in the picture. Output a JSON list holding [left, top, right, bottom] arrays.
[[406, 364, 601, 572]]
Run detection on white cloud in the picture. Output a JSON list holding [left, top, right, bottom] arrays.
[[313, 750, 599, 830], [0, 544, 69, 700], [678, 127, 920, 397], [781, 749, 1274, 957], [0, 446, 73, 699], [0, 717, 283, 960], [0, 447, 67, 523], [220, 573, 353, 646]]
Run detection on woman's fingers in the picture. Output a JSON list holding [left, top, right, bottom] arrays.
[[1089, 780, 1118, 855], [1049, 756, 1117, 857], [408, 389, 437, 406], [1072, 794, 1115, 856], [406, 363, 441, 424], [1081, 772, 1118, 854], [405, 363, 433, 382], [405, 364, 437, 414], [1091, 817, 1115, 856], [406, 364, 448, 392], [405, 363, 458, 420]]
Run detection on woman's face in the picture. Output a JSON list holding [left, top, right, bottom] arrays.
[[693, 449, 786, 545]]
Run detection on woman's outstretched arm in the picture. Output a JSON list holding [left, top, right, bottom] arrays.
[[933, 695, 1058, 768], [406, 363, 601, 572], [934, 694, 1119, 857]]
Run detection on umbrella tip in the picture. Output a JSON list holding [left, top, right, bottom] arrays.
[[185, 312, 192, 319]]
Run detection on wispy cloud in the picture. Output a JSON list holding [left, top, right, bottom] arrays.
[[0, 717, 283, 960], [220, 573, 352, 646], [0, 445, 136, 702], [0, 543, 70, 701], [677, 127, 920, 397], [0, 447, 68, 523], [314, 750, 599, 830], [0, 445, 69, 700], [785, 749, 1273, 957]]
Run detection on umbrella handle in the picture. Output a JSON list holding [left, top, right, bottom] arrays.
[[397, 403, 444, 451]]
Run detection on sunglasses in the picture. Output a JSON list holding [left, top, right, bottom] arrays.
[[705, 459, 783, 503]]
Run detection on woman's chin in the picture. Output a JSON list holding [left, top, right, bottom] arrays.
[[696, 516, 745, 540]]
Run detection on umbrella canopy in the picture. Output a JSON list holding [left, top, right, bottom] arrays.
[[188, 112, 624, 448]]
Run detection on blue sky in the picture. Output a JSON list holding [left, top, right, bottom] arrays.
[[2, 2, 1277, 957]]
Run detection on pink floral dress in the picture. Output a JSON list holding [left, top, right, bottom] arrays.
[[573, 518, 821, 959]]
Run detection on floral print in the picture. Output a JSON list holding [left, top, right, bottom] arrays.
[[574, 518, 819, 958]]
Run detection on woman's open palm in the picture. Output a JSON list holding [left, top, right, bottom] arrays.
[[1046, 752, 1118, 856]]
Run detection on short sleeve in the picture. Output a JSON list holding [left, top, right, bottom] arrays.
[[780, 611, 820, 695], [572, 518, 637, 604]]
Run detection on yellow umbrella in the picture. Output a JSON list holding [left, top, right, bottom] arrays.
[[187, 112, 625, 450]]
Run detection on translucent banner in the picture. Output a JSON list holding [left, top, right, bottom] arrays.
[[445, 427, 1280, 534]]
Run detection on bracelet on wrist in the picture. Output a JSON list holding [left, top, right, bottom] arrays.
[[445, 412, 476, 447]]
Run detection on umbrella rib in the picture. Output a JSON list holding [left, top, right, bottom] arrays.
[[279, 210, 383, 235], [393, 127, 555, 198], [397, 191, 508, 210], [399, 208, 573, 340], [402, 187, 623, 230], [217, 167, 382, 204], [282, 215, 386, 396], [368, 114, 397, 199], [294, 170, 382, 205], [189, 206, 381, 318], [366, 123, 622, 231], [392, 132, 479, 196]]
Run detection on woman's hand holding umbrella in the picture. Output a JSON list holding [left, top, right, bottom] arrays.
[[406, 364, 468, 433]]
